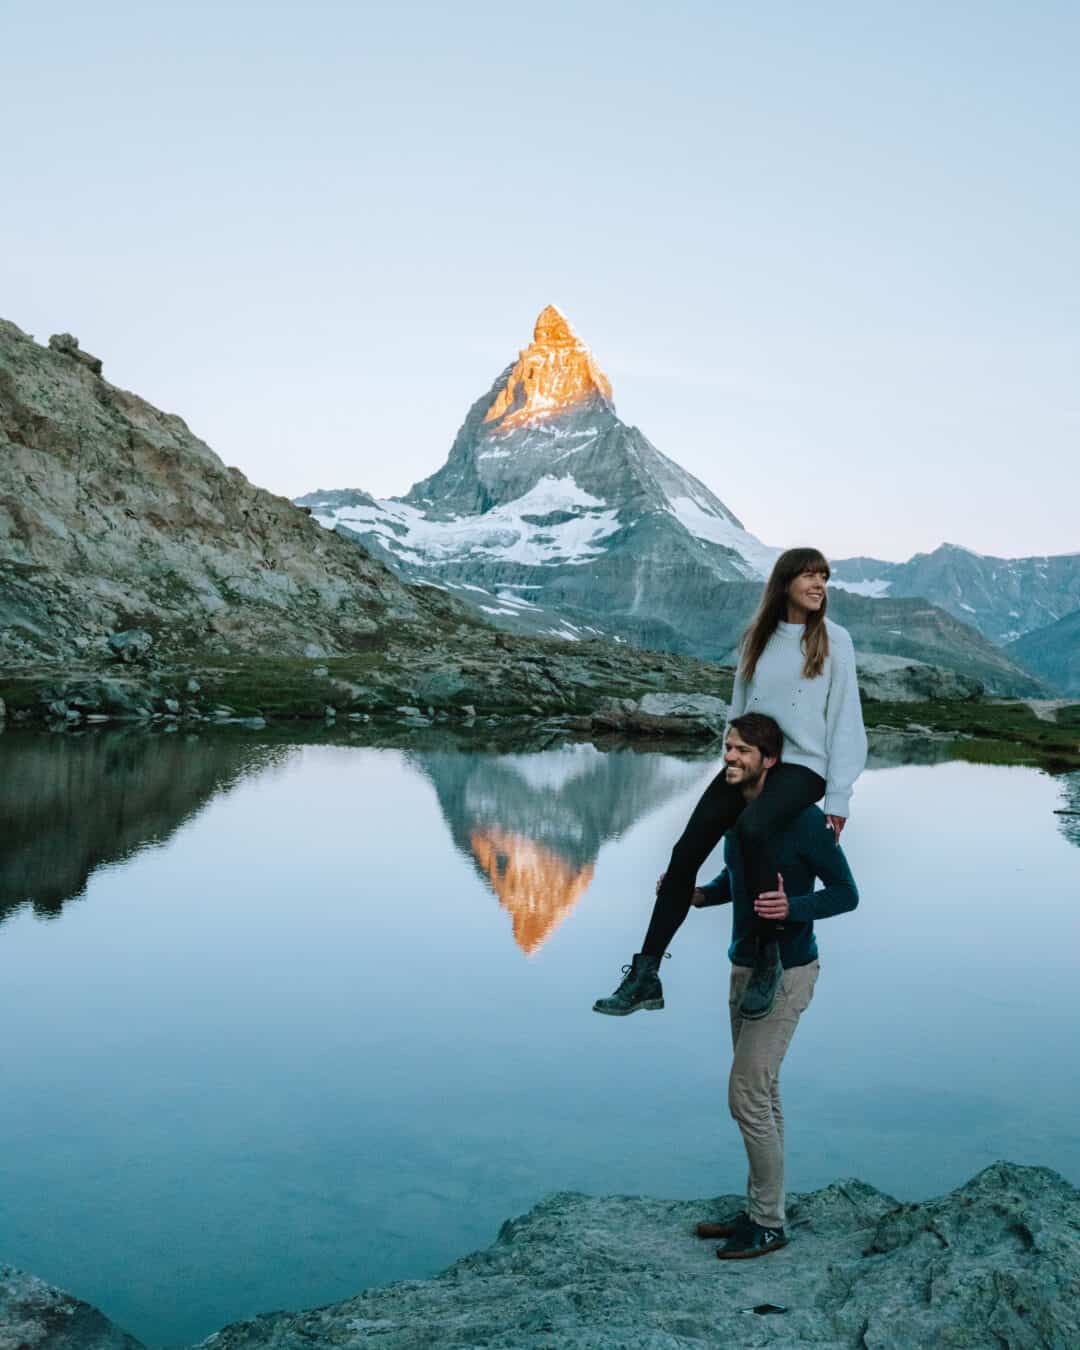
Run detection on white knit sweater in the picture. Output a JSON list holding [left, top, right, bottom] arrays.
[[728, 617, 867, 817]]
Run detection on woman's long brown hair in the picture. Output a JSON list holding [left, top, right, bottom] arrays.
[[740, 547, 831, 681]]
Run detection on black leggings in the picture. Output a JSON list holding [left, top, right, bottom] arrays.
[[641, 762, 826, 957]]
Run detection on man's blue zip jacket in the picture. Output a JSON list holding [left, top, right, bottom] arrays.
[[697, 804, 859, 968]]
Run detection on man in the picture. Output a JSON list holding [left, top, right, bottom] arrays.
[[689, 713, 859, 1259]]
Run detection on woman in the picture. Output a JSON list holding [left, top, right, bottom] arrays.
[[593, 546, 867, 1020]]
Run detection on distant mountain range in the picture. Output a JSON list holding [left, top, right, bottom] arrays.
[[831, 547, 1080, 646], [300, 306, 1069, 696]]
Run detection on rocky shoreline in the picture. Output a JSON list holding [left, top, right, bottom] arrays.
[[2, 1161, 1077, 1348], [2, 650, 1077, 769]]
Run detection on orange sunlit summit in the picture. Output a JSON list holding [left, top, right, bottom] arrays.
[[482, 304, 614, 433], [469, 826, 594, 955]]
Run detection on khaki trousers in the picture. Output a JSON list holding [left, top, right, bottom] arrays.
[[728, 960, 819, 1231]]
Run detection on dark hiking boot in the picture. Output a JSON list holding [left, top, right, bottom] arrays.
[[716, 1220, 788, 1260], [592, 953, 664, 1015], [695, 1210, 749, 1240], [738, 940, 783, 1020]]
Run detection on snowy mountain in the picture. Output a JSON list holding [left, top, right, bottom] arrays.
[[298, 307, 1045, 693], [831, 544, 1080, 646], [298, 305, 777, 645]]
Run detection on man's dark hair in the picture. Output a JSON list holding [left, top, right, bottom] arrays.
[[729, 712, 783, 762]]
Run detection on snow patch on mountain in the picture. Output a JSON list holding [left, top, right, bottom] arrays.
[[319, 475, 621, 568], [666, 496, 778, 579], [831, 577, 893, 598]]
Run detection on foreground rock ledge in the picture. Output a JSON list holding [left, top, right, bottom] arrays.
[[3, 1163, 1077, 1348]]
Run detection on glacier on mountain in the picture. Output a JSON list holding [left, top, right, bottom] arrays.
[[326, 475, 622, 568], [830, 577, 893, 598]]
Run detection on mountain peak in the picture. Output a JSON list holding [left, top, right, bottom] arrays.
[[483, 305, 614, 433], [533, 303, 575, 345]]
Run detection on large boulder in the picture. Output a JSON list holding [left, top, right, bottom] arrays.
[[0, 1266, 143, 1349], [636, 692, 729, 724], [107, 630, 154, 664], [857, 653, 983, 703]]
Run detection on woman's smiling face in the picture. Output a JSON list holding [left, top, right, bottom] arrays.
[[787, 566, 828, 614]]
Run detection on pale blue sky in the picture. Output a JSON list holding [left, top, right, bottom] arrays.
[[3, 0, 1077, 560]]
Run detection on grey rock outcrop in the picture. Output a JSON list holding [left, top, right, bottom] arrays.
[[7, 1160, 1068, 1349], [637, 692, 729, 722], [0, 318, 449, 665], [47, 331, 104, 376], [856, 652, 983, 702], [198, 1161, 1080, 1348], [0, 1266, 142, 1349], [107, 628, 153, 664]]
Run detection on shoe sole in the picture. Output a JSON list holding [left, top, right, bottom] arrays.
[[716, 1240, 788, 1260], [592, 998, 665, 1016], [738, 1001, 777, 1021], [695, 1224, 741, 1239]]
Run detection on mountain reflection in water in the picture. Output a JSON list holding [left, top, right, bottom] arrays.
[[0, 730, 292, 923], [408, 744, 705, 953], [1057, 772, 1080, 848], [469, 828, 594, 954]]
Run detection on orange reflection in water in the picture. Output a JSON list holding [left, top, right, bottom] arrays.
[[470, 827, 594, 955]]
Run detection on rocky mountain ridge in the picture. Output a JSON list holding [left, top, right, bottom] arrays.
[[0, 319, 460, 666], [831, 543, 1080, 645]]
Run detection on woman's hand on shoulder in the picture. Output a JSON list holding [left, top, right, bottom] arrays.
[[826, 814, 847, 839]]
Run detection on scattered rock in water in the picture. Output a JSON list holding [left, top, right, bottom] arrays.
[[185, 678, 201, 695], [0, 697, 6, 722], [107, 630, 154, 665]]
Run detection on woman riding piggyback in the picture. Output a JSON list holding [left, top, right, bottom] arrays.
[[594, 546, 868, 1021]]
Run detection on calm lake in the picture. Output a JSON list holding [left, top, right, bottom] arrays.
[[1, 728, 1078, 1347]]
